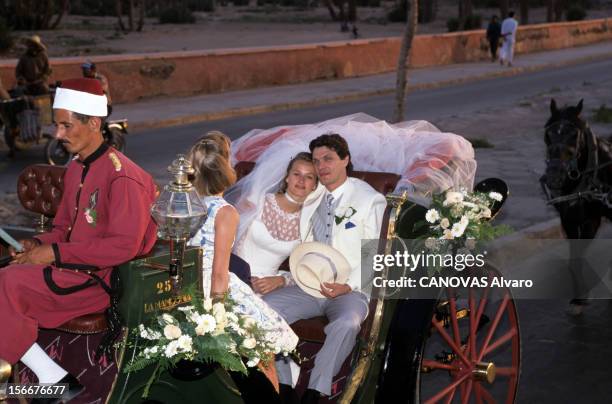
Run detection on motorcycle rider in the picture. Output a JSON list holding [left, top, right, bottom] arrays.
[[15, 35, 52, 96], [81, 61, 112, 116]]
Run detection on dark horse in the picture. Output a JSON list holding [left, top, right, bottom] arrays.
[[541, 99, 612, 311]]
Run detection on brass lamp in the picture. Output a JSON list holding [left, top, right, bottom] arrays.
[[151, 155, 206, 292]]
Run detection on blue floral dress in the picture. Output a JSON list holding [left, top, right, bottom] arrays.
[[188, 196, 298, 353]]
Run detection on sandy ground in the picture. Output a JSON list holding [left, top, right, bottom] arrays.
[[1, 4, 610, 57]]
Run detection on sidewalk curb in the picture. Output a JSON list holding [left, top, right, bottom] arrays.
[[129, 51, 612, 132]]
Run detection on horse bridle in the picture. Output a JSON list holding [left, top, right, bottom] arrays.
[[541, 119, 612, 207], [544, 120, 585, 181]]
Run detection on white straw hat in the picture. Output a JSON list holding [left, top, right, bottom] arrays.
[[290, 242, 351, 298]]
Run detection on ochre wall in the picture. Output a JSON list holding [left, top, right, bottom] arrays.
[[1, 19, 610, 104]]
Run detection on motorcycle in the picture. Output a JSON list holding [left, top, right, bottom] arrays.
[[44, 118, 128, 165]]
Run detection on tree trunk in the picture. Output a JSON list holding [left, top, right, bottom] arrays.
[[546, 0, 554, 22], [499, 0, 509, 20], [393, 0, 418, 123], [348, 0, 357, 23], [464, 0, 472, 17], [519, 0, 529, 24], [128, 0, 135, 31], [323, 0, 339, 21], [116, 0, 127, 32], [137, 0, 146, 32], [554, 0, 564, 21], [50, 0, 70, 29]]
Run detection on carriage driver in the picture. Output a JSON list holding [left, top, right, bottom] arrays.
[[0, 78, 157, 403]]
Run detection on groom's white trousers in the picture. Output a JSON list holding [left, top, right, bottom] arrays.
[[263, 286, 369, 396]]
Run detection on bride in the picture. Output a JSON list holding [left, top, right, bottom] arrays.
[[226, 112, 477, 244]]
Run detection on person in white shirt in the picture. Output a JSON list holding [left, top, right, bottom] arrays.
[[263, 134, 387, 404], [500, 11, 519, 67]]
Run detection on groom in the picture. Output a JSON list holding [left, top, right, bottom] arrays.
[[263, 133, 387, 403]]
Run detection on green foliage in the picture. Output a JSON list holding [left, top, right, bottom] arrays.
[[447, 15, 482, 32], [566, 5, 587, 21], [593, 104, 612, 123], [159, 7, 196, 24], [188, 0, 217, 11], [70, 0, 117, 16], [0, 18, 14, 52], [446, 17, 460, 32], [463, 14, 482, 30], [356, 0, 381, 7], [387, 1, 435, 24]]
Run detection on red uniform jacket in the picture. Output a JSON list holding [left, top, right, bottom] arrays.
[[0, 143, 157, 363]]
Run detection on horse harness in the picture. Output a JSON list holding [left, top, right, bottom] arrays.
[[540, 119, 612, 207]]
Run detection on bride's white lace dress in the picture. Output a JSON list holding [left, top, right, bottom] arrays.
[[234, 193, 299, 286], [188, 195, 298, 353]]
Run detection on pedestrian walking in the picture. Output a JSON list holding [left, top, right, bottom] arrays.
[[500, 11, 518, 67], [486, 15, 502, 62]]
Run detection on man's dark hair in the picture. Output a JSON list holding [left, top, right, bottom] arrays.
[[309, 133, 353, 173], [508, 11, 515, 18], [73, 111, 106, 128]]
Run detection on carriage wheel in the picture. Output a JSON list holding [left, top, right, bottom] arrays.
[[418, 266, 521, 404]]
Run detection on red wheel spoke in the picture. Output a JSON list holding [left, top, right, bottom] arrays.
[[478, 383, 497, 404], [461, 379, 473, 404], [444, 386, 457, 404], [422, 359, 460, 372], [448, 288, 462, 347], [432, 318, 471, 367], [478, 293, 510, 362], [483, 328, 517, 356], [424, 372, 471, 404], [474, 284, 490, 335], [474, 382, 484, 404], [469, 289, 477, 361], [495, 367, 518, 377]]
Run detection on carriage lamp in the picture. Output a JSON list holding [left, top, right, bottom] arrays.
[[151, 155, 207, 293]]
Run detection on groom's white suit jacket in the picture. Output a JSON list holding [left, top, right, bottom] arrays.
[[299, 177, 387, 292]]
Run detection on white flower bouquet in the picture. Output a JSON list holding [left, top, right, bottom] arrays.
[[418, 189, 511, 271], [124, 289, 289, 395]]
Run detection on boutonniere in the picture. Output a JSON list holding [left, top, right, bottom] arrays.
[[84, 189, 99, 227], [335, 206, 357, 229]]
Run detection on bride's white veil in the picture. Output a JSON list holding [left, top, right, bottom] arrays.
[[225, 113, 476, 242]]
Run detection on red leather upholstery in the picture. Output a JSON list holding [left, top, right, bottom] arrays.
[[233, 160, 400, 343], [54, 312, 108, 334], [17, 164, 66, 217], [17, 164, 108, 335]]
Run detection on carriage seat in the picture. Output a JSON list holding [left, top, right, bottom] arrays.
[[233, 161, 401, 343], [17, 164, 108, 334]]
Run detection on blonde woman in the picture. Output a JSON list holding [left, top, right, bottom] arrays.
[[186, 138, 298, 355]]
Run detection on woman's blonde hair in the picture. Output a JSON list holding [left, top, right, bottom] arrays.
[[199, 130, 231, 159], [188, 137, 236, 196]]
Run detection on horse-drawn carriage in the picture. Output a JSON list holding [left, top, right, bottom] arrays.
[[0, 116, 520, 404]]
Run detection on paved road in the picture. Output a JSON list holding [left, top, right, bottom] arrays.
[[2, 57, 612, 190]]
